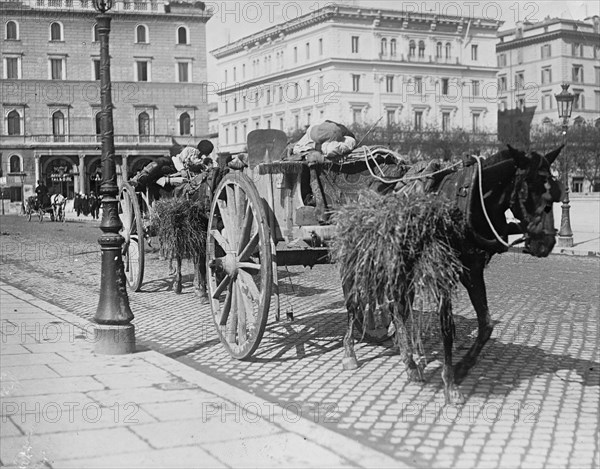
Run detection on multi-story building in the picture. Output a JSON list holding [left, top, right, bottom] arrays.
[[212, 4, 501, 153], [496, 16, 600, 131], [0, 0, 211, 207]]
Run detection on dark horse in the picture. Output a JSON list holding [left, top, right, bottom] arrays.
[[342, 144, 564, 405]]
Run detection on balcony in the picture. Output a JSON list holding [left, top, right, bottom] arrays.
[[0, 134, 175, 146]]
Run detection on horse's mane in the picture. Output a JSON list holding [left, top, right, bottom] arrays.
[[480, 148, 518, 169]]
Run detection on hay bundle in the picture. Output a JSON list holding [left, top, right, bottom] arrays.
[[150, 198, 208, 261], [331, 190, 466, 354]]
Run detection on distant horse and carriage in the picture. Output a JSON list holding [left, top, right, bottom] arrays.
[[25, 193, 67, 223], [119, 128, 564, 403]]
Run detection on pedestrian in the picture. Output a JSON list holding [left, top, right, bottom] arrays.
[[35, 180, 50, 208]]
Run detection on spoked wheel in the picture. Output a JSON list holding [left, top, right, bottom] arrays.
[[27, 209, 32, 222], [207, 172, 273, 360], [342, 284, 395, 344], [119, 182, 145, 292]]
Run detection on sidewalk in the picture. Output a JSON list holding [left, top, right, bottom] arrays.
[[508, 232, 600, 257], [0, 283, 403, 469]]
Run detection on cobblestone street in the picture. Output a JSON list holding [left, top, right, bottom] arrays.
[[1, 215, 599, 468]]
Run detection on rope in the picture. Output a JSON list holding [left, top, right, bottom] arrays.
[[473, 155, 525, 249]]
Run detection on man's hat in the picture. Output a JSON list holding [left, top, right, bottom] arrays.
[[197, 140, 214, 156]]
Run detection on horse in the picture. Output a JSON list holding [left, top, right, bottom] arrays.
[[341, 144, 564, 405], [50, 193, 66, 221]]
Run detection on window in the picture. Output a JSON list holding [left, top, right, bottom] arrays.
[[318, 38, 323, 55], [294, 114, 299, 129], [595, 46, 600, 59], [436, 42, 442, 58], [136, 61, 150, 81], [9, 155, 22, 173], [352, 108, 362, 124], [93, 59, 100, 80], [595, 67, 600, 85], [225, 127, 229, 144], [572, 65, 583, 83], [177, 62, 190, 82], [471, 44, 478, 61], [418, 40, 425, 58], [498, 76, 507, 92], [541, 67, 552, 84], [571, 43, 583, 57], [381, 38, 387, 56], [390, 39, 397, 57], [233, 66, 236, 81], [50, 22, 62, 41], [442, 112, 450, 132], [386, 75, 394, 93], [7, 110, 21, 135], [305, 79, 310, 97], [293, 46, 298, 63], [243, 123, 247, 139], [177, 26, 188, 45], [596, 91, 600, 111], [414, 77, 422, 94], [6, 20, 18, 40], [351, 36, 359, 53], [408, 40, 416, 57], [52, 110, 66, 142], [233, 98, 237, 112], [3, 56, 20, 79], [441, 78, 449, 95], [95, 112, 102, 136], [279, 118, 284, 130], [352, 74, 360, 92], [138, 112, 150, 139], [472, 113, 480, 133], [472, 80, 480, 97], [92, 23, 99, 42], [305, 42, 310, 60], [445, 42, 451, 59], [497, 53, 506, 67], [414, 111, 422, 130], [573, 90, 584, 110], [540, 44, 551, 59], [179, 112, 191, 135], [572, 177, 584, 193], [224, 100, 228, 114], [242, 63, 246, 79], [278, 86, 283, 102], [136, 25, 148, 43], [49, 58, 65, 80], [267, 88, 271, 104], [515, 72, 525, 90], [517, 49, 523, 64], [386, 109, 395, 127]]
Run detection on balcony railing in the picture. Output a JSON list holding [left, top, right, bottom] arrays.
[[0, 134, 175, 144]]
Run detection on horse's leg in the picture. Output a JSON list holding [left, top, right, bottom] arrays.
[[454, 253, 493, 383], [440, 295, 464, 405], [193, 256, 208, 304], [392, 293, 424, 382], [173, 257, 183, 294], [342, 296, 359, 370]]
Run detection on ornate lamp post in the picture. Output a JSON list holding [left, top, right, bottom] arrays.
[[554, 83, 576, 248], [92, 0, 135, 353]]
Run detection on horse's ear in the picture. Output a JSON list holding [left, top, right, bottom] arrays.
[[544, 145, 564, 165]]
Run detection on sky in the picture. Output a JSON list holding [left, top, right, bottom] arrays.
[[204, 0, 600, 80]]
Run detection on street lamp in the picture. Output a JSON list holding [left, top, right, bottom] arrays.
[[554, 83, 576, 248], [92, 0, 135, 353]]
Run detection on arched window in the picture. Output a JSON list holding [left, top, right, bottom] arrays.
[[6, 20, 18, 40], [9, 155, 21, 173], [408, 40, 415, 57], [445, 42, 451, 59], [179, 113, 191, 135], [7, 110, 21, 135], [50, 22, 62, 41], [136, 25, 148, 43], [52, 111, 65, 141], [380, 38, 387, 56], [418, 40, 425, 58], [92, 23, 99, 42], [138, 112, 150, 138], [95, 112, 102, 136], [436, 42, 442, 58], [390, 38, 397, 57], [177, 26, 188, 44]]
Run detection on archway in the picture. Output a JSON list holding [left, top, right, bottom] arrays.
[[43, 157, 76, 197]]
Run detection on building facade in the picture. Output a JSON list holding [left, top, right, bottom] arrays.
[[496, 16, 600, 132], [212, 4, 501, 153], [1, 0, 211, 206]]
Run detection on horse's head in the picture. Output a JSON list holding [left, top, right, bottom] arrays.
[[508, 145, 564, 257]]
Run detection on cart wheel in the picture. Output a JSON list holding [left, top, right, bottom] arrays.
[[207, 172, 272, 360], [27, 210, 32, 222], [342, 284, 394, 344], [119, 183, 145, 291]]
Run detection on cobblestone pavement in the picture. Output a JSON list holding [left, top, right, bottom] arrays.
[[1, 215, 599, 468]]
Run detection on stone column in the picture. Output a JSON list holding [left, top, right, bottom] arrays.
[[78, 154, 85, 194], [121, 154, 129, 181], [34, 154, 41, 183]]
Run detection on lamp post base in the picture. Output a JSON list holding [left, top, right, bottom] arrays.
[[94, 324, 136, 354], [557, 235, 574, 248]]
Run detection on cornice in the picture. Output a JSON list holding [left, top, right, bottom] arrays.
[[496, 30, 600, 52]]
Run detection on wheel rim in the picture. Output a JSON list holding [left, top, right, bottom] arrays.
[[207, 172, 272, 360], [119, 183, 145, 291]]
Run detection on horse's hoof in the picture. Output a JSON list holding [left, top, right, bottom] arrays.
[[444, 387, 465, 406], [173, 283, 182, 294], [407, 366, 425, 383], [342, 357, 359, 370]]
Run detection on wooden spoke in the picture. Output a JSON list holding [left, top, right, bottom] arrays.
[[213, 274, 231, 299], [225, 185, 238, 248], [238, 261, 261, 272], [238, 204, 254, 255], [210, 229, 233, 253], [236, 284, 247, 343], [217, 199, 234, 242], [239, 233, 259, 262], [237, 269, 260, 303], [219, 284, 233, 326]]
